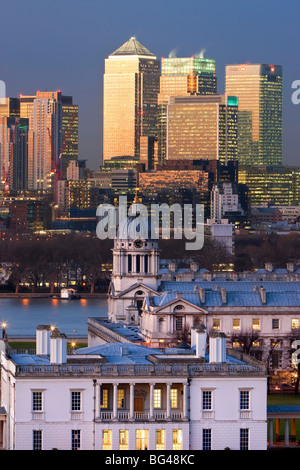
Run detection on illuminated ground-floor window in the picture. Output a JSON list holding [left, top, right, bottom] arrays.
[[103, 430, 112, 450], [136, 429, 148, 450], [156, 429, 165, 450], [173, 429, 182, 450], [120, 429, 128, 450]]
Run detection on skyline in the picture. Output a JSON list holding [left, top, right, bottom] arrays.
[[0, 0, 299, 170]]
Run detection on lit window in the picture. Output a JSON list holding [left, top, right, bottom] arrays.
[[119, 430, 128, 450], [118, 389, 125, 408], [240, 390, 250, 410], [202, 390, 212, 410], [171, 388, 178, 408], [173, 430, 182, 450], [71, 391, 81, 412], [292, 319, 299, 329], [233, 319, 240, 330], [212, 319, 220, 330], [252, 319, 260, 330], [103, 430, 112, 450], [136, 429, 148, 450], [101, 389, 108, 409], [154, 389, 162, 408], [32, 391, 43, 412], [156, 430, 165, 450]]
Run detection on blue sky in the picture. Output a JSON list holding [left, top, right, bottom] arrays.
[[0, 0, 299, 170]]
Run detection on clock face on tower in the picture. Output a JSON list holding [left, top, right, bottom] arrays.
[[133, 239, 143, 249]]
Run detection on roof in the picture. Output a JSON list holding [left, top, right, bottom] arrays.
[[110, 37, 156, 57]]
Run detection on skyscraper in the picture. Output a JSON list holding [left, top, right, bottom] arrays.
[[103, 37, 160, 162], [61, 95, 79, 177], [225, 64, 282, 165], [166, 95, 238, 163], [158, 54, 217, 164]]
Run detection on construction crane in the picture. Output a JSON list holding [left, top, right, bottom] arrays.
[[47, 113, 76, 204], [2, 118, 18, 197]]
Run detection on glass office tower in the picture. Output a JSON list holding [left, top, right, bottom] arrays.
[[103, 37, 160, 162], [166, 95, 238, 164], [158, 55, 217, 164], [225, 64, 282, 165]]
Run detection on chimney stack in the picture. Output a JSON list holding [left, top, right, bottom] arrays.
[[221, 288, 227, 305], [36, 325, 52, 356], [259, 287, 267, 304], [50, 330, 67, 364], [209, 331, 226, 363], [194, 325, 207, 358]]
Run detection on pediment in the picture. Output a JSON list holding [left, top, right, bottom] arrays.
[[152, 297, 208, 315], [115, 282, 160, 299]]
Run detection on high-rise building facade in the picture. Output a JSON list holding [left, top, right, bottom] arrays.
[[61, 95, 79, 177], [166, 95, 238, 163], [158, 55, 217, 164], [225, 64, 282, 165], [103, 37, 160, 162]]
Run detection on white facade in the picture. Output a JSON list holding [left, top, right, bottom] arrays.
[[0, 326, 267, 451]]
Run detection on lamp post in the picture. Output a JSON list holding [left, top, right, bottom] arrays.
[[2, 322, 7, 339]]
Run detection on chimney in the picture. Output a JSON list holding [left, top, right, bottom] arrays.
[[193, 325, 207, 358], [199, 288, 205, 304], [36, 325, 52, 356], [50, 330, 67, 364], [190, 262, 198, 272], [287, 262, 294, 273], [209, 331, 226, 363], [259, 287, 267, 304], [265, 262, 273, 272], [221, 288, 227, 304]]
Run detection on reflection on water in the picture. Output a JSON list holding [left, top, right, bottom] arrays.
[[0, 297, 108, 338]]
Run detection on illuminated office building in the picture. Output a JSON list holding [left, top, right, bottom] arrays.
[[0, 98, 20, 118], [61, 95, 79, 177], [103, 37, 160, 162], [166, 95, 238, 163], [158, 55, 217, 164], [238, 165, 300, 206], [225, 64, 282, 165]]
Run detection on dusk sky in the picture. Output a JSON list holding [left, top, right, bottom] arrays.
[[0, 0, 299, 170]]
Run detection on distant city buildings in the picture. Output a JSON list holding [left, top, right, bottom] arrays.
[[225, 64, 282, 165]]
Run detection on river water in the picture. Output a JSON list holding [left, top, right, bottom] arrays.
[[0, 297, 109, 339]]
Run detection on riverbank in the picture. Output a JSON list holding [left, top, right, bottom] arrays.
[[0, 292, 107, 299]]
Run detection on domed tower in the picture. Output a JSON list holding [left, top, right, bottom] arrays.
[[107, 212, 161, 323]]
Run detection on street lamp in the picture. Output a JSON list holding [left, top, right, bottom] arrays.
[[2, 322, 7, 339]]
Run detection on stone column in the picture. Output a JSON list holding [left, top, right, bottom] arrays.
[[268, 419, 273, 447], [113, 383, 118, 420], [285, 418, 290, 447], [149, 383, 155, 420], [129, 383, 135, 420], [96, 383, 101, 420], [183, 382, 189, 420], [166, 383, 172, 421]]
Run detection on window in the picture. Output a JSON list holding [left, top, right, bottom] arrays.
[[119, 430, 128, 450], [32, 391, 43, 412], [118, 389, 125, 408], [252, 318, 260, 330], [240, 428, 249, 450], [33, 430, 42, 450], [173, 430, 182, 450], [101, 389, 108, 408], [240, 390, 250, 410], [71, 391, 81, 411], [136, 429, 148, 450], [175, 316, 183, 331], [272, 352, 280, 369], [171, 388, 178, 408], [202, 390, 212, 410], [233, 319, 240, 330], [292, 318, 299, 329], [272, 319, 279, 329], [202, 429, 211, 450], [212, 319, 220, 330], [154, 389, 162, 408], [156, 430, 165, 450], [103, 430, 112, 450], [72, 430, 81, 450]]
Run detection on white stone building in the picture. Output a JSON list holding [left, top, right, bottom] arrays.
[[0, 325, 267, 451]]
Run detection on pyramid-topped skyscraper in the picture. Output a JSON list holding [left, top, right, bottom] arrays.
[[103, 37, 160, 162]]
